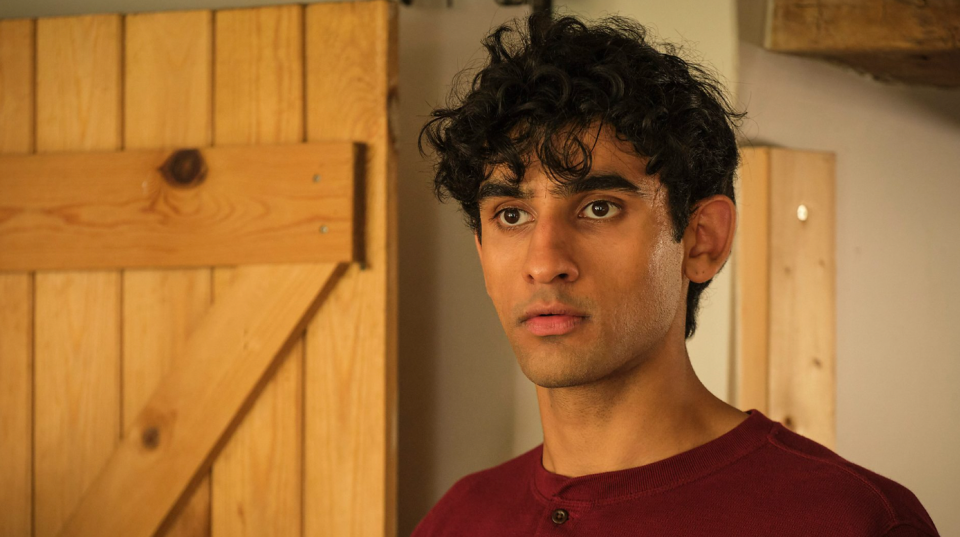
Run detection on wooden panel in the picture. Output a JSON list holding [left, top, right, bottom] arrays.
[[35, 16, 121, 152], [0, 142, 358, 271], [767, 148, 836, 449], [33, 15, 122, 537], [734, 147, 770, 413], [125, 10, 212, 150], [211, 6, 304, 537], [122, 10, 213, 537], [0, 19, 34, 537], [58, 263, 346, 537], [123, 272, 212, 537], [304, 2, 398, 536], [0, 273, 32, 537], [0, 19, 33, 153], [767, 0, 960, 87], [213, 5, 303, 145]]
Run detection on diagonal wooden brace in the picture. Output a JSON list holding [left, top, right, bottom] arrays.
[[56, 262, 347, 537]]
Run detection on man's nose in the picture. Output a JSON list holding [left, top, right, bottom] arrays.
[[522, 215, 580, 284]]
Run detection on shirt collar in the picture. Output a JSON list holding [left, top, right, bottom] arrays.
[[531, 409, 776, 503]]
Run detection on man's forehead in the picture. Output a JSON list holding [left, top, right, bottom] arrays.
[[477, 121, 658, 201]]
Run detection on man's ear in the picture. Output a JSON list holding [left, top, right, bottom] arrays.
[[682, 195, 737, 284]]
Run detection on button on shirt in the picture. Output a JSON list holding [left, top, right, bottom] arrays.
[[550, 508, 568, 525]]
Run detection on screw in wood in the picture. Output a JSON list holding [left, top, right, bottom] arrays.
[[320, 225, 329, 234]]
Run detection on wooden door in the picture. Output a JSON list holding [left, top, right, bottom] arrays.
[[0, 2, 397, 536]]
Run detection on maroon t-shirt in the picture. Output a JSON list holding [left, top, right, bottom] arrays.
[[411, 410, 938, 536]]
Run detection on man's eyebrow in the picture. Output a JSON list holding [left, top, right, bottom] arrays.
[[477, 173, 645, 207], [556, 173, 646, 198]]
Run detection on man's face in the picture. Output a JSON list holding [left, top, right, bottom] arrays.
[[474, 126, 686, 389]]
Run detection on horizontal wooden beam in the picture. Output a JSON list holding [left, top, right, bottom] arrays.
[[57, 262, 346, 537], [767, 0, 960, 87], [0, 142, 362, 271]]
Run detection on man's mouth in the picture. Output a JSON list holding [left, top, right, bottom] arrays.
[[523, 314, 585, 336]]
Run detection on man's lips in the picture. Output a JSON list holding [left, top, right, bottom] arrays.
[[521, 302, 587, 321], [523, 314, 586, 336]]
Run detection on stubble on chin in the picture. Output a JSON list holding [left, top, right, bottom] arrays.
[[511, 309, 664, 391], [512, 338, 613, 389]]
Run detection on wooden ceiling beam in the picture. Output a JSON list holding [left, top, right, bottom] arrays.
[[766, 0, 960, 87]]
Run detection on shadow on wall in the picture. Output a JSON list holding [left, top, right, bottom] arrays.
[[397, 1, 531, 535], [895, 85, 960, 130]]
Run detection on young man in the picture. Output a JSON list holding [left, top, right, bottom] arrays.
[[413, 12, 939, 536]]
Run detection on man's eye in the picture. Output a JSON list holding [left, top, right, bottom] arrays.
[[496, 207, 532, 226], [581, 200, 621, 219]]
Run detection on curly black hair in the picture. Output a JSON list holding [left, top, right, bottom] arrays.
[[418, 11, 744, 340]]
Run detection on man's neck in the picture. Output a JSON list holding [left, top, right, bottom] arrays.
[[536, 349, 747, 478]]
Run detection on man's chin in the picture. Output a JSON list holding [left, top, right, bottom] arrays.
[[517, 357, 606, 389]]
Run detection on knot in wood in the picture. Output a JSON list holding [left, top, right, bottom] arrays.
[[142, 426, 161, 450], [160, 149, 207, 187]]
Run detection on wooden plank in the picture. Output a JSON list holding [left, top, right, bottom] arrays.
[[58, 263, 346, 537], [304, 2, 398, 536], [33, 14, 122, 537], [0, 19, 34, 537], [35, 15, 121, 152], [0, 142, 358, 271], [125, 10, 212, 150], [210, 288, 304, 537], [733, 147, 770, 413], [122, 10, 213, 537], [0, 19, 33, 154], [767, 0, 960, 87], [0, 273, 32, 537], [213, 5, 303, 145], [767, 148, 836, 449], [211, 6, 304, 537], [123, 271, 212, 537], [34, 274, 121, 537]]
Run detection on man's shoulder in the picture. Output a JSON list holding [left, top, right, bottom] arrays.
[[410, 445, 541, 536], [439, 444, 539, 501], [755, 423, 938, 536]]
